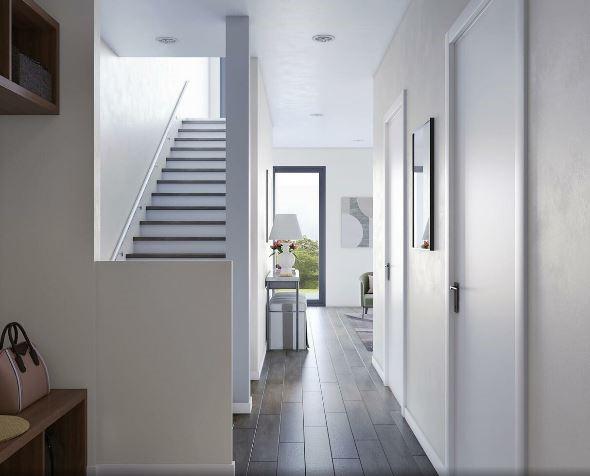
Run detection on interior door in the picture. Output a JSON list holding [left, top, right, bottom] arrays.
[[452, 0, 520, 471], [385, 99, 405, 405]]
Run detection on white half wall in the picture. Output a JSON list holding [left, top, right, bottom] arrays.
[[250, 58, 273, 379], [99, 40, 209, 260], [273, 148, 373, 307], [95, 262, 232, 465]]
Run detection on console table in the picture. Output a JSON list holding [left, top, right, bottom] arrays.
[[0, 389, 87, 476]]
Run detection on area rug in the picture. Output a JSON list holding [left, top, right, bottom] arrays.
[[344, 311, 373, 352]]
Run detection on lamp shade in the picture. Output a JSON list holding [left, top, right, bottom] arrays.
[[269, 214, 303, 240]]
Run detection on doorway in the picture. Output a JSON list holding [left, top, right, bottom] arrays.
[[446, 0, 526, 471], [273, 166, 326, 306], [383, 91, 407, 410]]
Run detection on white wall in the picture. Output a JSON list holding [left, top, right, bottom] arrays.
[[99, 41, 209, 260], [528, 0, 590, 471], [0, 0, 233, 471], [273, 148, 373, 307], [0, 0, 99, 462], [374, 0, 590, 472], [250, 59, 273, 379], [373, 0, 469, 463]]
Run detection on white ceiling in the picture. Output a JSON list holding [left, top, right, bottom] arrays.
[[101, 0, 410, 148]]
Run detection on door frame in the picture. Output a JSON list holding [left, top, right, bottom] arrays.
[[444, 0, 527, 472], [273, 166, 327, 307], [382, 90, 407, 413]]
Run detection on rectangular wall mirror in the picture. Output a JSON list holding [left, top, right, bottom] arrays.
[[412, 118, 434, 250]]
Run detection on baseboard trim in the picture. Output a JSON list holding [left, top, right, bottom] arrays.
[[371, 356, 386, 383], [404, 408, 445, 475], [232, 396, 252, 414], [250, 345, 267, 380], [90, 463, 234, 476]]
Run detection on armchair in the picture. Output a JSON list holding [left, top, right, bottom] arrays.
[[359, 272, 373, 317]]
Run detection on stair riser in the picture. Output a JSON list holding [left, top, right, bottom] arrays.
[[151, 195, 226, 207], [177, 130, 226, 139], [182, 121, 226, 130], [169, 149, 226, 159], [157, 183, 226, 193], [133, 241, 226, 254], [146, 209, 227, 221], [166, 160, 226, 169], [175, 139, 226, 148], [140, 224, 226, 237], [161, 171, 226, 181]]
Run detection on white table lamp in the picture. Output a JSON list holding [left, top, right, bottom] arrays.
[[269, 214, 303, 275]]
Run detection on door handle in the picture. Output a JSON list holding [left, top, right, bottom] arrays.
[[450, 282, 460, 313], [385, 263, 391, 280]]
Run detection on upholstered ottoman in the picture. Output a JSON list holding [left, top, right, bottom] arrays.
[[268, 292, 307, 350]]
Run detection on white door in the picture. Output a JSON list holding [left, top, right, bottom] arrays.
[[384, 93, 406, 406], [449, 0, 524, 471]]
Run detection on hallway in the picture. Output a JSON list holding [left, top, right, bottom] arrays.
[[233, 307, 435, 475]]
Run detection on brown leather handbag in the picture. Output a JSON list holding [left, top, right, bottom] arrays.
[[0, 322, 50, 414]]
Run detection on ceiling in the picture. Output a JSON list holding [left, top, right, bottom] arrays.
[[101, 0, 410, 148]]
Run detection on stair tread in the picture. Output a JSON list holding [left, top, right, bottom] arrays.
[[146, 206, 226, 210], [133, 236, 226, 241], [182, 119, 225, 123], [171, 147, 226, 151], [175, 138, 226, 141], [162, 168, 226, 172], [126, 253, 226, 259], [157, 180, 226, 184], [167, 157, 226, 161], [179, 129, 226, 133], [140, 220, 226, 225], [152, 192, 226, 196]]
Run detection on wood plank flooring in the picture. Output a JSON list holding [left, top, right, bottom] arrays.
[[233, 307, 436, 475]]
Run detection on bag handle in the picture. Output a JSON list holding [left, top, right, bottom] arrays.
[[3, 323, 26, 372], [0, 323, 13, 349], [11, 322, 39, 365], [1, 322, 40, 372]]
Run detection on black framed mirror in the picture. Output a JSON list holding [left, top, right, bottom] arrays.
[[412, 118, 434, 250]]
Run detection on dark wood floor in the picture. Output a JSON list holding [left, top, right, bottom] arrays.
[[233, 307, 436, 475]]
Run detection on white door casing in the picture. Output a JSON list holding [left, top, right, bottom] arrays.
[[445, 0, 526, 472], [383, 91, 407, 411]]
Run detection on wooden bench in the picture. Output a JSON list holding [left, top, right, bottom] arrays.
[[0, 389, 86, 475]]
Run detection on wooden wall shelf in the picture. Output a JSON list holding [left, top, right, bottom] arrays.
[[0, 0, 59, 115], [0, 390, 87, 475]]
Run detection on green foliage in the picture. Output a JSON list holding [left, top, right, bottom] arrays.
[[294, 236, 319, 290]]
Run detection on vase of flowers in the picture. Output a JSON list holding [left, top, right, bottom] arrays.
[[270, 240, 298, 276]]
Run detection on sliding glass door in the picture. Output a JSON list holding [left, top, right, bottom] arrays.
[[274, 166, 326, 306]]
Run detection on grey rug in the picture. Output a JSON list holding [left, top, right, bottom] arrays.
[[344, 312, 373, 352]]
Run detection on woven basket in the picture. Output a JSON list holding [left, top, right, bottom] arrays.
[[12, 47, 52, 102], [0, 415, 30, 443]]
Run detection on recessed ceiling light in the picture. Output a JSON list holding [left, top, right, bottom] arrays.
[[310, 113, 324, 117], [156, 36, 178, 44], [312, 34, 335, 43]]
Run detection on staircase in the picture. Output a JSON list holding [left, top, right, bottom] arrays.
[[126, 119, 227, 260]]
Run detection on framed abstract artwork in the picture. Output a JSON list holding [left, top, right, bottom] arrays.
[[341, 197, 373, 248]]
